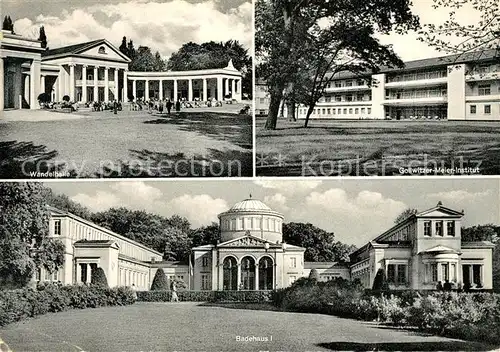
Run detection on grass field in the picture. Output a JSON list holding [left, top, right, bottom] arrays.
[[0, 109, 252, 177], [0, 302, 494, 352], [256, 117, 500, 176]]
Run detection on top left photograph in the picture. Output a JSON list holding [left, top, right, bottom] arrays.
[[0, 0, 253, 178]]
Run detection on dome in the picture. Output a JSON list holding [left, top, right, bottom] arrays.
[[227, 198, 271, 212]]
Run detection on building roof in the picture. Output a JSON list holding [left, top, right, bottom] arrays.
[[43, 39, 104, 57], [461, 241, 496, 248], [74, 239, 119, 249], [304, 262, 349, 269], [228, 198, 271, 212]]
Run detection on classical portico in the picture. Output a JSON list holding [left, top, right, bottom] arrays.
[[127, 60, 242, 102]]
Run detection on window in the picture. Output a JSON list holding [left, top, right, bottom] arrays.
[[431, 264, 438, 282], [387, 264, 396, 283], [178, 275, 184, 280], [202, 257, 209, 267], [367, 108, 371, 114], [478, 84, 491, 95], [289, 276, 297, 286], [98, 46, 106, 54], [435, 221, 443, 236], [325, 96, 332, 102], [424, 221, 431, 236], [447, 221, 455, 236], [348, 108, 353, 114], [397, 265, 407, 284], [346, 94, 353, 102], [343, 108, 347, 114], [357, 94, 364, 101], [322, 108, 326, 114], [201, 274, 210, 290], [35, 268, 41, 281], [345, 80, 352, 87], [259, 110, 266, 115], [52, 270, 59, 282], [335, 95, 342, 102], [335, 81, 342, 88], [259, 98, 265, 104], [54, 220, 61, 235], [485, 105, 491, 114], [357, 79, 364, 86], [290, 257, 296, 268], [470, 105, 476, 114], [442, 263, 449, 281], [361, 108, 365, 114], [327, 108, 331, 115], [355, 108, 359, 114], [44, 269, 51, 282]]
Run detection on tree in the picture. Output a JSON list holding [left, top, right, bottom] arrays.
[[37, 92, 51, 105], [129, 46, 156, 72], [44, 189, 93, 221], [308, 268, 319, 280], [372, 267, 389, 291], [283, 222, 356, 262], [91, 267, 108, 287], [256, 0, 419, 129], [394, 208, 418, 224], [2, 16, 14, 32], [127, 40, 136, 60], [153, 51, 166, 71], [418, 0, 500, 58], [38, 26, 47, 49], [151, 268, 169, 290], [0, 183, 65, 288], [190, 223, 220, 247], [167, 40, 253, 97], [119, 36, 129, 57]]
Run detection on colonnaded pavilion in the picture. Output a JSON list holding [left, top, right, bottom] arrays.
[[0, 30, 243, 111]]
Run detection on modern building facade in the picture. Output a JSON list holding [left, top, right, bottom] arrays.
[[40, 200, 493, 291], [0, 31, 243, 111], [349, 202, 495, 290], [257, 50, 500, 121]]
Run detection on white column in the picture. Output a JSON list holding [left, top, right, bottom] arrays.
[[123, 70, 128, 102], [0, 58, 3, 110], [224, 77, 229, 96], [231, 79, 236, 99], [145, 80, 150, 100], [217, 77, 223, 101], [173, 79, 178, 101], [235, 79, 242, 101], [132, 79, 137, 102], [255, 264, 259, 291], [237, 263, 241, 290], [54, 77, 59, 102], [69, 64, 75, 102], [104, 67, 109, 102], [93, 67, 99, 102], [188, 79, 193, 101], [30, 59, 41, 109], [203, 78, 207, 101], [40, 75, 46, 94], [159, 80, 163, 100], [58, 68, 64, 101], [82, 65, 87, 103], [24, 75, 30, 104], [114, 68, 119, 101]]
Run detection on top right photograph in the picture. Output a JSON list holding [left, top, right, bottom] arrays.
[[255, 0, 500, 177]]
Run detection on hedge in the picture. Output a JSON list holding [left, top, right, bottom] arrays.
[[272, 278, 500, 346], [0, 283, 135, 327], [137, 290, 273, 303]]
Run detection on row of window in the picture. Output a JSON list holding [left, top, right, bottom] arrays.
[[386, 88, 447, 100], [35, 268, 60, 282], [423, 220, 455, 237], [120, 267, 148, 288], [470, 104, 493, 114], [424, 262, 457, 283], [221, 217, 282, 232], [299, 107, 372, 116], [326, 79, 367, 88], [386, 70, 447, 83], [321, 93, 371, 103], [387, 264, 408, 285], [201, 274, 211, 290]]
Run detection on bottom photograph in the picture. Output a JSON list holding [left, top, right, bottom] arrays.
[[0, 179, 499, 352]]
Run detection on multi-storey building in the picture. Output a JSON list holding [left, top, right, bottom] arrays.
[[349, 202, 495, 290], [257, 50, 500, 121]]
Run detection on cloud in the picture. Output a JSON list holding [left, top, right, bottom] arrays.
[[263, 193, 289, 212], [71, 181, 164, 211], [13, 0, 252, 57], [301, 189, 407, 245], [254, 180, 322, 195], [427, 190, 491, 204], [166, 194, 228, 227]]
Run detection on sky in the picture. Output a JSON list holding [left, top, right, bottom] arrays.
[[2, 0, 252, 58], [45, 179, 500, 247]]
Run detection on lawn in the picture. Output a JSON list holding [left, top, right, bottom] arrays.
[[0, 109, 252, 178], [256, 117, 500, 176], [0, 302, 494, 352]]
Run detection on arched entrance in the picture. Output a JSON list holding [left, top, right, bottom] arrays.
[[222, 256, 237, 290], [258, 256, 274, 290], [240, 256, 255, 290]]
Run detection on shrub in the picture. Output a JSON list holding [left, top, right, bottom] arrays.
[[91, 267, 108, 288], [150, 269, 169, 290], [372, 268, 389, 291], [137, 290, 273, 303], [37, 92, 51, 104], [62, 95, 70, 102], [0, 284, 135, 327]]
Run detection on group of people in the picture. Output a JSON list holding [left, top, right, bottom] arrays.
[[89, 100, 122, 112], [436, 279, 479, 292]]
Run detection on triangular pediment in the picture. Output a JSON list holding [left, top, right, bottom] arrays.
[[417, 205, 464, 218], [218, 235, 271, 247], [77, 40, 131, 62], [419, 245, 460, 254]]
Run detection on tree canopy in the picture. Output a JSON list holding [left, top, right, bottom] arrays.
[[283, 222, 357, 262], [38, 26, 47, 49], [0, 183, 65, 288], [256, 0, 420, 128], [2, 16, 14, 32], [394, 208, 418, 224]]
